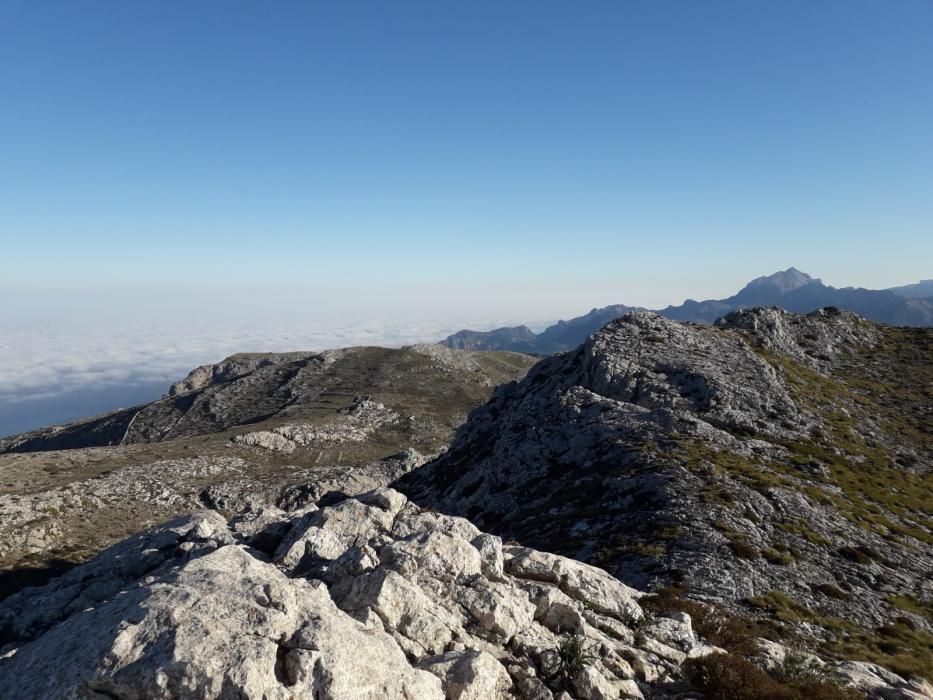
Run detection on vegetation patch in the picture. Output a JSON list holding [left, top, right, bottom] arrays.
[[682, 653, 859, 700], [747, 591, 816, 624], [820, 618, 933, 683], [542, 634, 598, 689], [886, 594, 933, 622], [728, 540, 759, 560], [762, 547, 794, 566], [813, 583, 850, 600]]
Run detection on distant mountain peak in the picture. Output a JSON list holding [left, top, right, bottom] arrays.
[[742, 267, 819, 294]]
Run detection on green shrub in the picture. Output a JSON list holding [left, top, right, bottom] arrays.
[[542, 634, 598, 688]]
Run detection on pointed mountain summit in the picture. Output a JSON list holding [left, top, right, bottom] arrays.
[[439, 269, 933, 353], [739, 266, 818, 295]]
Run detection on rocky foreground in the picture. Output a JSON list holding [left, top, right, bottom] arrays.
[[1, 488, 926, 699]]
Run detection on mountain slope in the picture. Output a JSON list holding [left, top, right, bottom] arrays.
[[888, 279, 933, 299], [661, 269, 933, 325], [399, 308, 933, 680], [0, 345, 535, 453], [0, 345, 536, 586], [441, 325, 540, 352], [439, 269, 933, 354]]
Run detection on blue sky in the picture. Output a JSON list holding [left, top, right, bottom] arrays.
[[2, 1, 931, 311], [1, 1, 932, 434]]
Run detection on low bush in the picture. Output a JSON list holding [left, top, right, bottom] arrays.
[[542, 634, 598, 689], [682, 653, 860, 700], [641, 587, 766, 654], [762, 547, 794, 565]]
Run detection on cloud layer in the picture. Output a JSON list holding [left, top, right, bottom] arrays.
[[0, 314, 515, 437]]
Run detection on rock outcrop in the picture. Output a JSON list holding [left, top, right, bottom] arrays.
[[232, 398, 401, 453], [402, 309, 933, 678], [0, 489, 659, 699], [3, 488, 919, 699], [168, 351, 314, 396]]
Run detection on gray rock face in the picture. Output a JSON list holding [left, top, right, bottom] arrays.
[[0, 489, 695, 699], [1, 488, 917, 699], [168, 351, 314, 396], [399, 309, 932, 652], [714, 305, 879, 369]]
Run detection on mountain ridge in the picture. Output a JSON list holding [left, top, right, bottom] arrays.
[[439, 269, 933, 353], [404, 307, 933, 681]]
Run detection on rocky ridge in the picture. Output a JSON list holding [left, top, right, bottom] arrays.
[[403, 308, 933, 680], [0, 345, 535, 587], [1, 488, 925, 699]]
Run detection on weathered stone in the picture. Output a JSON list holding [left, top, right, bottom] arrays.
[[420, 649, 512, 699]]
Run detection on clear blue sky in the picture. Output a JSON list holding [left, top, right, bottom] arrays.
[[1, 0, 931, 314]]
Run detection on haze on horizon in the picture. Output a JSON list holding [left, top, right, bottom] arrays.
[[1, 1, 932, 435]]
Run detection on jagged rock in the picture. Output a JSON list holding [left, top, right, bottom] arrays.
[[714, 306, 879, 369], [14, 488, 889, 699], [233, 398, 402, 452], [834, 662, 932, 700], [398, 308, 932, 664]]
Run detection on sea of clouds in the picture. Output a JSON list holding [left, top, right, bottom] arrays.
[[0, 312, 537, 438]]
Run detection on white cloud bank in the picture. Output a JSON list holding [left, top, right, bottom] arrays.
[[0, 312, 536, 436]]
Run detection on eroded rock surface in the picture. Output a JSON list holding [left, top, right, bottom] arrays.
[[4, 488, 916, 699], [0, 490, 649, 699], [399, 310, 932, 667]]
